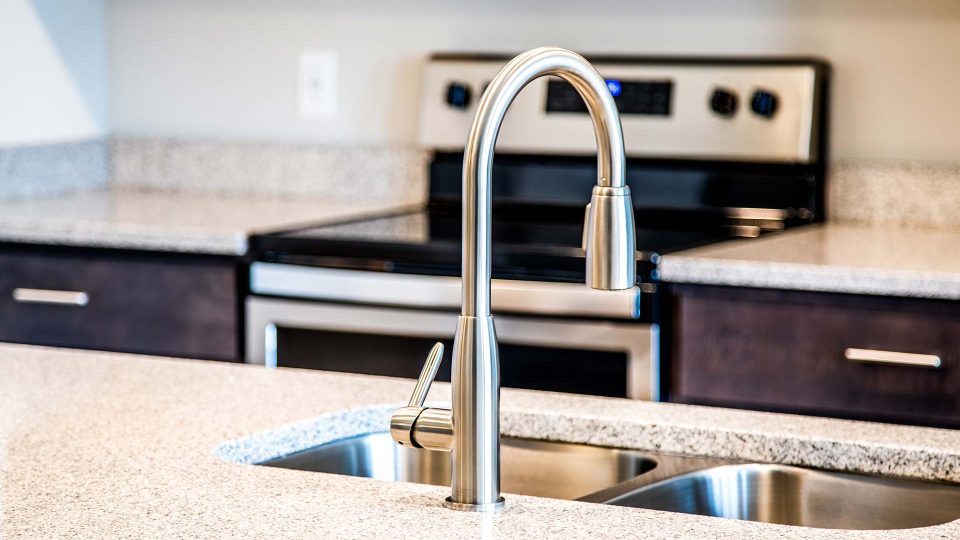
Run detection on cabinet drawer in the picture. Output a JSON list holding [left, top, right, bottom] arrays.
[[671, 285, 960, 427], [0, 248, 239, 361]]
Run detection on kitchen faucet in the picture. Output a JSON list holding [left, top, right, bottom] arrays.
[[390, 47, 636, 512]]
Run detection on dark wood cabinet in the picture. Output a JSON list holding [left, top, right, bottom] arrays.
[[0, 246, 241, 361], [668, 285, 960, 428]]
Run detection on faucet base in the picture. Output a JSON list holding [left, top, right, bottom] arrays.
[[444, 496, 506, 513]]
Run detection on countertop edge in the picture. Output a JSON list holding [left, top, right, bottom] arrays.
[[659, 256, 960, 300]]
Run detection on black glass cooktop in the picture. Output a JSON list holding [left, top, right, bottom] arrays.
[[250, 204, 738, 283]]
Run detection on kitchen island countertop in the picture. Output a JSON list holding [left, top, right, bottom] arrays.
[[3, 343, 960, 539], [659, 223, 960, 299]]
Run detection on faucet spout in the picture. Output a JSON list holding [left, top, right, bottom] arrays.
[[463, 47, 634, 317], [390, 47, 636, 512]]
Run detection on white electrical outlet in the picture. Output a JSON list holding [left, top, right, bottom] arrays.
[[299, 50, 338, 117]]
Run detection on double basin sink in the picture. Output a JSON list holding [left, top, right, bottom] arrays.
[[261, 432, 960, 530]]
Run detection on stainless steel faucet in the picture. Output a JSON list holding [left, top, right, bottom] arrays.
[[390, 47, 636, 512]]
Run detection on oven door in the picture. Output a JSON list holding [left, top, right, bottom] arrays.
[[246, 296, 658, 400]]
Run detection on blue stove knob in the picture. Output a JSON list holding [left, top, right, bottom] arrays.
[[751, 89, 779, 118], [445, 82, 472, 110]]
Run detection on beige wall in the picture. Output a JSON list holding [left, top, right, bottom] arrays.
[[108, 0, 960, 161]]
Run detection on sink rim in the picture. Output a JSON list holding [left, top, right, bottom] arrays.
[[214, 403, 399, 465]]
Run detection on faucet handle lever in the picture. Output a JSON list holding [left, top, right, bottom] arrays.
[[408, 342, 444, 407], [392, 342, 450, 450]]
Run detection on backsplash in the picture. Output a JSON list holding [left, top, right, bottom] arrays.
[[829, 160, 960, 229], [112, 137, 960, 230], [0, 137, 940, 231], [111, 137, 428, 204], [0, 140, 109, 199]]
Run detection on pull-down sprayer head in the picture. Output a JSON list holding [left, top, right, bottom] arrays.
[[584, 184, 636, 290]]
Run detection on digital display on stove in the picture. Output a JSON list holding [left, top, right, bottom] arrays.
[[546, 78, 673, 116]]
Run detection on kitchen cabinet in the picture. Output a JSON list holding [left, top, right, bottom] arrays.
[[667, 284, 960, 428], [0, 245, 241, 361]]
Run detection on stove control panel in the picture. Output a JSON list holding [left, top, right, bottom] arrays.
[[418, 55, 827, 163], [546, 79, 673, 116]]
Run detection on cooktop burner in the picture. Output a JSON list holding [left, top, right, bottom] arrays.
[[250, 205, 739, 283]]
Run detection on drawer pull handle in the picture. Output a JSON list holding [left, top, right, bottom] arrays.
[[12, 288, 89, 307], [844, 348, 941, 369]]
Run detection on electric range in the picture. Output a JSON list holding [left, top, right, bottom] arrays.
[[244, 54, 830, 401]]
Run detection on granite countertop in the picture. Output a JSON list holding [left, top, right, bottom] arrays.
[[4, 344, 960, 538], [659, 223, 960, 299], [0, 187, 413, 255]]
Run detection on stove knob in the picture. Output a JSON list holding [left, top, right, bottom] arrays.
[[751, 89, 779, 118], [709, 88, 738, 118], [445, 82, 472, 110]]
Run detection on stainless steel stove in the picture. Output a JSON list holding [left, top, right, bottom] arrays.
[[245, 54, 830, 401]]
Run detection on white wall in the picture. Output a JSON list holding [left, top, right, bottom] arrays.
[[0, 0, 108, 145], [108, 0, 960, 161]]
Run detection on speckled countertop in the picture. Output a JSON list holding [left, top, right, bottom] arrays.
[[0, 186, 413, 255], [3, 344, 960, 538], [659, 223, 960, 299]]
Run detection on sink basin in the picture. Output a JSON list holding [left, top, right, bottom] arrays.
[[606, 463, 960, 530], [262, 431, 656, 500], [258, 431, 960, 530]]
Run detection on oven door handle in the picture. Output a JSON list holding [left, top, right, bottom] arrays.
[[250, 263, 644, 319]]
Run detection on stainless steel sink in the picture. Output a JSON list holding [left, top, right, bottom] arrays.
[[604, 463, 960, 530], [262, 432, 656, 500], [259, 431, 960, 530]]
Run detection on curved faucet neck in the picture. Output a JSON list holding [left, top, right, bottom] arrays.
[[460, 47, 627, 317]]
